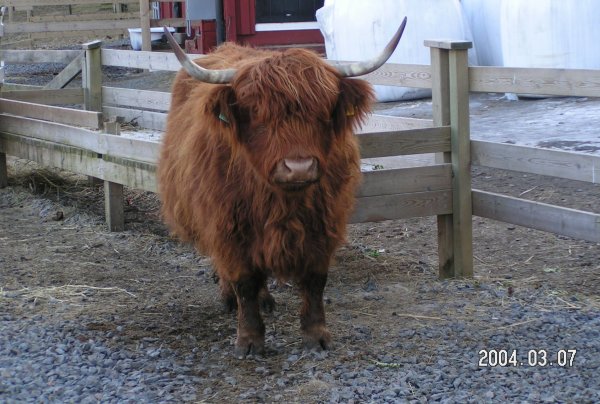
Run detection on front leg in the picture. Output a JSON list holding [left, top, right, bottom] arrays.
[[298, 270, 331, 350], [232, 275, 266, 358]]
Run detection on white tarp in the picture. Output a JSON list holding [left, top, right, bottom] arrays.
[[316, 0, 477, 102], [462, 0, 600, 69]]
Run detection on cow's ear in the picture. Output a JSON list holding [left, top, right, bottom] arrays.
[[207, 85, 238, 127], [333, 78, 375, 133]]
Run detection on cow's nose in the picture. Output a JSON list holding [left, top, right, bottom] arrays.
[[273, 157, 319, 185], [283, 158, 316, 176]]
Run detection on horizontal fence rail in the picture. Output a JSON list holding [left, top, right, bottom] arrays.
[[469, 66, 600, 98], [472, 140, 600, 184], [473, 190, 600, 243]]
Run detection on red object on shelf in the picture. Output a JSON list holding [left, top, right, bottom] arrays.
[[185, 20, 218, 54], [160, 1, 324, 54]]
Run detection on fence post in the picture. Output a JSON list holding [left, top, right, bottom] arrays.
[[103, 120, 125, 232], [82, 40, 102, 112], [140, 0, 152, 52], [426, 40, 473, 278], [82, 40, 124, 231]]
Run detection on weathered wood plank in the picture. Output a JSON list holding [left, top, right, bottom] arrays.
[[103, 87, 171, 111], [44, 53, 84, 90], [471, 140, 600, 184], [30, 11, 139, 23], [0, 133, 157, 192], [83, 40, 103, 112], [448, 45, 473, 277], [473, 190, 600, 243], [103, 106, 167, 131], [429, 39, 454, 279], [2, 49, 82, 65], [3, 0, 138, 6], [103, 119, 125, 232], [359, 114, 433, 133], [0, 114, 160, 163], [359, 63, 431, 88], [351, 190, 452, 223], [2, 19, 138, 34], [358, 164, 452, 198], [0, 99, 102, 129], [358, 126, 450, 159], [101, 48, 183, 71], [470, 66, 600, 98], [0, 88, 84, 105]]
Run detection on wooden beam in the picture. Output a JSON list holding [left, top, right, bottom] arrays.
[[101, 48, 183, 71], [103, 120, 125, 232], [470, 66, 600, 98], [0, 99, 102, 129], [357, 164, 452, 198], [352, 190, 452, 223], [0, 133, 157, 192], [103, 106, 167, 131], [83, 40, 103, 112], [0, 88, 84, 105], [2, 19, 139, 34], [428, 41, 453, 278], [140, 0, 152, 52], [3, 0, 138, 6], [471, 140, 600, 185], [102, 86, 171, 111], [360, 114, 433, 133], [2, 49, 82, 64], [358, 63, 431, 88], [473, 190, 600, 243], [358, 126, 451, 159], [44, 53, 84, 90], [0, 114, 160, 163], [448, 43, 474, 278]]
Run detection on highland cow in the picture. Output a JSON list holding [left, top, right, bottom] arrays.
[[158, 18, 406, 358]]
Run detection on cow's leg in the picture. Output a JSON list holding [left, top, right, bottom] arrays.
[[221, 277, 275, 313], [232, 275, 266, 358], [298, 270, 331, 350]]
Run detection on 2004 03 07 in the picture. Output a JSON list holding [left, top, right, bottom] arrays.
[[478, 349, 577, 367]]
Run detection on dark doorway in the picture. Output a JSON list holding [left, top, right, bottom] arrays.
[[256, 0, 324, 23]]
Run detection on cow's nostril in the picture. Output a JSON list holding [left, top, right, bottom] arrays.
[[283, 158, 316, 175]]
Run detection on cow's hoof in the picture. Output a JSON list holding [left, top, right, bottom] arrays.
[[234, 337, 265, 359], [302, 325, 332, 350]]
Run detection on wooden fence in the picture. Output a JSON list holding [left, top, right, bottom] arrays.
[[0, 0, 187, 48], [1, 40, 599, 279]]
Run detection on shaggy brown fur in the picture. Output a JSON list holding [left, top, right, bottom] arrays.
[[158, 42, 374, 357]]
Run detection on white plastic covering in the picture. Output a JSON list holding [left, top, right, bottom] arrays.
[[462, 0, 600, 69], [316, 0, 477, 102]]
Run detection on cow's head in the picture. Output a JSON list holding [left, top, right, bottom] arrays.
[[164, 18, 406, 192]]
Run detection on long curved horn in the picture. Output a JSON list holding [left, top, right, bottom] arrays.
[[163, 27, 236, 84], [334, 16, 407, 77]]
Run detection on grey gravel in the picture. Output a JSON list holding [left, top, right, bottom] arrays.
[[2, 286, 598, 402]]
